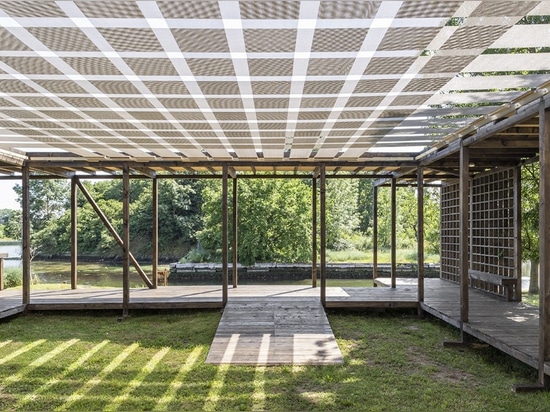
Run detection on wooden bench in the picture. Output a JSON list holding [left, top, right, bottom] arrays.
[[157, 268, 169, 286], [468, 269, 518, 301]]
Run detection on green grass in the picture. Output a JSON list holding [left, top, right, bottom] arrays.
[[326, 248, 440, 263], [0, 310, 548, 411]]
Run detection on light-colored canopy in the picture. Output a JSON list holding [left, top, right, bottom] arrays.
[[0, 0, 548, 170]]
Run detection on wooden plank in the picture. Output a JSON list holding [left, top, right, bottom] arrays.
[[222, 164, 228, 305], [417, 167, 424, 304], [320, 164, 326, 305], [152, 178, 158, 288], [206, 298, 343, 365], [540, 103, 550, 386], [459, 141, 469, 329], [391, 178, 396, 288], [70, 176, 77, 290], [232, 177, 238, 288], [22, 166, 30, 305], [373, 186, 378, 284]]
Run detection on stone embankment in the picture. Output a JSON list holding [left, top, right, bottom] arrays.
[[169, 262, 440, 283]]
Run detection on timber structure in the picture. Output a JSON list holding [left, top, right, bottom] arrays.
[[0, 0, 550, 389]]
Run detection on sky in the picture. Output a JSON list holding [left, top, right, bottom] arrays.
[[0, 180, 20, 210]]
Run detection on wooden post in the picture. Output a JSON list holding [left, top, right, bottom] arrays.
[[312, 176, 317, 288], [232, 177, 238, 288], [22, 166, 30, 305], [539, 103, 550, 388], [391, 178, 397, 288], [70, 176, 78, 289], [459, 141, 470, 332], [0, 254, 5, 290], [122, 165, 130, 317], [417, 167, 425, 306], [320, 164, 326, 306], [152, 177, 158, 289], [513, 167, 522, 302], [373, 185, 378, 286], [222, 164, 229, 306]]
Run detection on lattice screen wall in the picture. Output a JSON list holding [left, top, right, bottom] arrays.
[[440, 168, 518, 295], [440, 182, 460, 283]]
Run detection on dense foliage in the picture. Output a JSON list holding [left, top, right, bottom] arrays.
[[5, 174, 443, 264], [19, 178, 204, 260]]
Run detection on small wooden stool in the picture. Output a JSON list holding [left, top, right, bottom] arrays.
[[157, 268, 169, 286]]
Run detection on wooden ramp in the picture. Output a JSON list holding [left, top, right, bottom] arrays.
[[206, 297, 344, 365]]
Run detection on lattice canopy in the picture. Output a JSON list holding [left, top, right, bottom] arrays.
[[0, 1, 549, 175]]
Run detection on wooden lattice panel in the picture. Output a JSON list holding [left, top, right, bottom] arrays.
[[440, 182, 460, 283], [470, 169, 515, 277], [440, 168, 517, 298]]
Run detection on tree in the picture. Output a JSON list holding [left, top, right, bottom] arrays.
[[522, 163, 540, 294], [199, 177, 313, 265], [14, 179, 70, 232], [130, 179, 204, 258], [0, 209, 21, 240], [325, 178, 360, 250]]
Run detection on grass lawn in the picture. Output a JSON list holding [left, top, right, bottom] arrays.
[[0, 309, 548, 411]]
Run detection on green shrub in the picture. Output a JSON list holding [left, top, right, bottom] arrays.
[[180, 248, 211, 263], [4, 267, 22, 288]]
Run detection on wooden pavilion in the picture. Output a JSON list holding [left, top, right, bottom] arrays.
[[0, 0, 550, 388]]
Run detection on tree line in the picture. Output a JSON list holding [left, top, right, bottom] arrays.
[[0, 175, 441, 264]]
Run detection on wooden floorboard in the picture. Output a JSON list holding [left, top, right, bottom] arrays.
[[206, 297, 343, 365]]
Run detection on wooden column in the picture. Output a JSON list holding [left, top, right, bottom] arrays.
[[459, 141, 470, 332], [22, 166, 30, 305], [539, 103, 550, 387], [222, 164, 229, 306], [122, 165, 130, 317], [417, 167, 425, 305], [70, 176, 78, 289], [152, 177, 158, 288], [232, 177, 238, 288], [391, 178, 397, 289], [0, 255, 4, 290], [320, 164, 326, 306], [312, 176, 317, 288], [513, 167, 522, 302], [373, 185, 378, 286]]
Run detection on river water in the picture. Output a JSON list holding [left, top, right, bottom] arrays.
[[0, 243, 21, 268]]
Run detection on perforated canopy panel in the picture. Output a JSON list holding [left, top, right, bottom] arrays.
[[0, 1, 549, 169]]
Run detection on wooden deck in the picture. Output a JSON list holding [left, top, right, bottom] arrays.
[[0, 280, 546, 373], [206, 297, 343, 365]]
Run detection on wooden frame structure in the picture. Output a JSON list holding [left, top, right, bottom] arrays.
[[1, 0, 550, 389]]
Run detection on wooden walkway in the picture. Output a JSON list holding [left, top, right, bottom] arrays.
[[0, 280, 546, 372], [206, 297, 343, 365]]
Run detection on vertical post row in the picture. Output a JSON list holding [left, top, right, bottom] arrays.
[[320, 164, 326, 306], [122, 165, 130, 317], [417, 167, 425, 306], [373, 185, 378, 286], [539, 103, 550, 387], [312, 176, 317, 288], [71, 176, 78, 289], [152, 177, 158, 288], [22, 166, 30, 305], [232, 177, 238, 288], [459, 141, 470, 334], [513, 167, 522, 302], [222, 164, 229, 306], [391, 178, 397, 288]]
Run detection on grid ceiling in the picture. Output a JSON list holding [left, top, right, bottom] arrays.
[[0, 0, 549, 164]]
